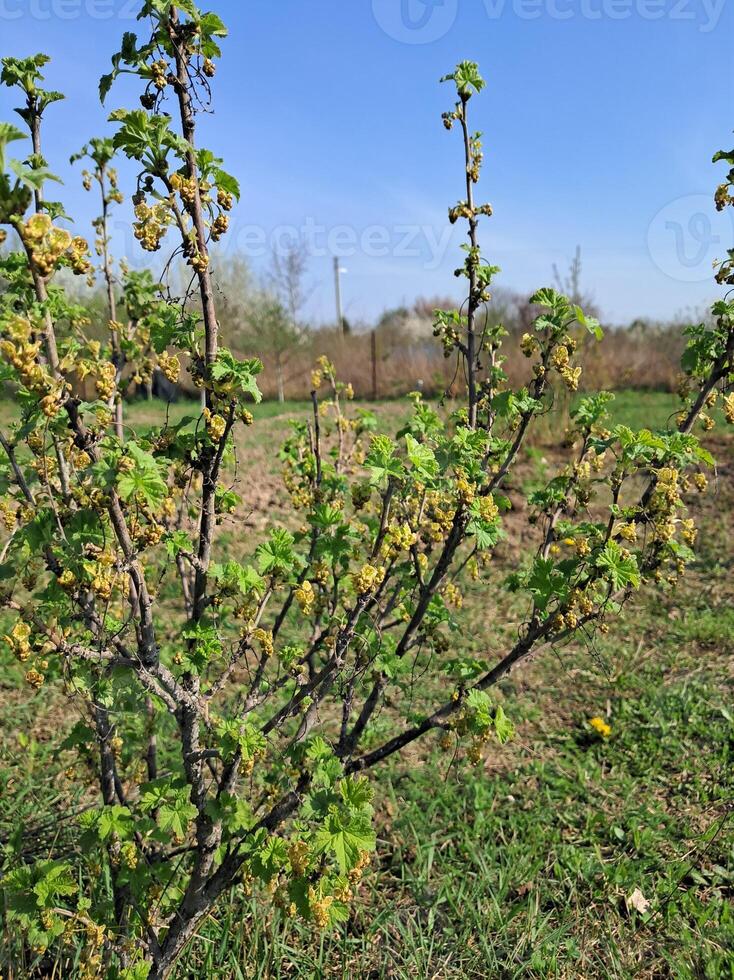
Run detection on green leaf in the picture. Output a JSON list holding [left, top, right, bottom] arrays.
[[180, 622, 223, 670], [311, 504, 343, 529], [156, 796, 198, 840], [140, 779, 197, 839], [405, 434, 439, 479], [596, 540, 641, 591], [0, 121, 26, 172], [206, 793, 253, 835], [256, 527, 297, 576], [441, 61, 486, 97], [467, 515, 502, 550], [149, 305, 181, 354], [99, 72, 114, 103], [139, 777, 176, 813], [164, 530, 194, 558], [571, 392, 614, 430], [444, 657, 486, 682], [339, 775, 373, 813], [525, 556, 570, 612], [8, 158, 61, 191], [200, 11, 228, 38], [211, 349, 263, 402], [213, 167, 240, 201], [213, 559, 265, 598], [492, 704, 514, 744], [250, 833, 288, 883], [529, 287, 563, 310], [313, 809, 375, 875], [117, 443, 167, 507], [97, 805, 134, 842], [215, 719, 267, 763], [365, 434, 403, 486], [574, 305, 604, 341], [29, 860, 77, 909], [465, 688, 492, 730]]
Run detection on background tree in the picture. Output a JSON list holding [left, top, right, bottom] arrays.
[[262, 241, 312, 401], [248, 295, 304, 402], [267, 238, 311, 331]]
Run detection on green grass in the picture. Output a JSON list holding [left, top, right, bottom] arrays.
[[168, 636, 733, 979], [604, 389, 684, 431], [0, 396, 313, 429], [0, 386, 714, 432]]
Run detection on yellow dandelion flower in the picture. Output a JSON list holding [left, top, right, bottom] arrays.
[[589, 716, 612, 738]]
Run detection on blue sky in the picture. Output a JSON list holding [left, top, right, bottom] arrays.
[[1, 0, 733, 327]]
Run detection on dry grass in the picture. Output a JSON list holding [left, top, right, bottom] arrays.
[[250, 325, 685, 402]]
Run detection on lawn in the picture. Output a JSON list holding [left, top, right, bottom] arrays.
[[1, 390, 732, 979]]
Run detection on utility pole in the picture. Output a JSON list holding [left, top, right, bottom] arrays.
[[333, 256, 346, 335], [371, 329, 377, 401]]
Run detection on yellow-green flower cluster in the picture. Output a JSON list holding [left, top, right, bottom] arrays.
[[0, 315, 65, 414], [550, 343, 582, 391], [381, 522, 415, 559], [203, 407, 227, 441], [3, 620, 32, 663], [295, 580, 315, 615], [133, 199, 171, 252], [21, 213, 91, 277], [352, 563, 384, 596], [253, 628, 274, 658], [442, 582, 463, 609], [158, 351, 180, 383]]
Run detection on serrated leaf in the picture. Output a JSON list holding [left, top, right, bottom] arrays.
[[596, 540, 640, 591], [492, 704, 514, 744], [405, 433, 438, 479], [117, 443, 167, 507], [313, 810, 375, 874]]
